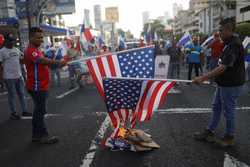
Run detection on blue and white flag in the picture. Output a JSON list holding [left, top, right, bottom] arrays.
[[201, 35, 214, 48], [145, 24, 152, 45], [243, 36, 250, 49], [118, 36, 127, 50], [154, 31, 158, 41], [177, 32, 192, 47]]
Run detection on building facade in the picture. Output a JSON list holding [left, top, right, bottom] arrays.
[[142, 11, 150, 25], [94, 5, 102, 30], [84, 9, 91, 27], [236, 2, 250, 23], [198, 0, 236, 35]]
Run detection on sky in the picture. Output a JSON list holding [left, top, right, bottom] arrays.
[[63, 0, 189, 38]]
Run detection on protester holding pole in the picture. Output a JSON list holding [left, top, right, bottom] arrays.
[[24, 27, 67, 144], [193, 18, 245, 147]]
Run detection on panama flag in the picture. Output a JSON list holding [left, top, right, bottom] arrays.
[[80, 24, 93, 51], [145, 24, 152, 45], [177, 32, 192, 47], [201, 35, 214, 48]]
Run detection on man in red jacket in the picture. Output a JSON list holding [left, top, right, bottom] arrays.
[[25, 27, 67, 144]]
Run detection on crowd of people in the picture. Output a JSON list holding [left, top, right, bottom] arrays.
[[0, 18, 249, 147]]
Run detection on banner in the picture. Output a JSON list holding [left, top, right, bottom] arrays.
[[154, 55, 170, 79]]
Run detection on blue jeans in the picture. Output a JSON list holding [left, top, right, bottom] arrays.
[[248, 63, 250, 91], [208, 86, 243, 136], [169, 63, 180, 79], [209, 58, 219, 71], [4, 78, 27, 114], [28, 91, 49, 138], [50, 68, 61, 86]]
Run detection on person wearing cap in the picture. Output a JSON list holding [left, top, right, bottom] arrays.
[[24, 27, 67, 144], [193, 18, 245, 147], [0, 33, 32, 120]]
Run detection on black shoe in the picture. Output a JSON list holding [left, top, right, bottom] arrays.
[[215, 135, 235, 148], [10, 113, 21, 120], [193, 129, 215, 143], [22, 112, 33, 117], [32, 136, 59, 144]]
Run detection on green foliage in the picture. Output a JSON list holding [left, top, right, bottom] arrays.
[[142, 19, 169, 40], [236, 23, 250, 37]]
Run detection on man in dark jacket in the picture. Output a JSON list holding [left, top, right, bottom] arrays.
[[192, 18, 245, 147]]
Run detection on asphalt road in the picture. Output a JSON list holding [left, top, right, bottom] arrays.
[[0, 76, 249, 167]]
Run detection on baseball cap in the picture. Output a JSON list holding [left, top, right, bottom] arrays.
[[5, 33, 16, 43]]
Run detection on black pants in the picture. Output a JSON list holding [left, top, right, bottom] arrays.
[[188, 63, 200, 80], [28, 91, 49, 138]]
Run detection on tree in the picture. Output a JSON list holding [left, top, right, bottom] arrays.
[[117, 28, 125, 37], [141, 19, 168, 40], [125, 30, 134, 39], [236, 22, 250, 39]]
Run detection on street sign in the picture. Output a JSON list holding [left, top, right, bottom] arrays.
[[105, 7, 119, 23]]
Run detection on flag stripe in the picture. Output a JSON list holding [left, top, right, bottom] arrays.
[[101, 57, 112, 77], [145, 81, 165, 121], [108, 112, 118, 128], [135, 80, 154, 121], [120, 109, 126, 123], [159, 81, 176, 106], [107, 55, 117, 76], [130, 111, 137, 128], [147, 82, 171, 120], [111, 54, 122, 76], [96, 57, 106, 77], [86, 60, 105, 97], [140, 81, 160, 121], [117, 110, 124, 123]]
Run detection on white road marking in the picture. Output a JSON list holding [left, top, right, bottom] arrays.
[[80, 115, 110, 167], [157, 107, 250, 114], [224, 153, 249, 167], [0, 91, 8, 96], [56, 87, 79, 99], [168, 88, 181, 94], [21, 114, 62, 120]]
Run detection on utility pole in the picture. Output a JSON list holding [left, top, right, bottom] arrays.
[[208, 0, 212, 34], [25, 0, 31, 33]]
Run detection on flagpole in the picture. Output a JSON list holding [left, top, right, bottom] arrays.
[[67, 45, 155, 64], [105, 76, 210, 84]]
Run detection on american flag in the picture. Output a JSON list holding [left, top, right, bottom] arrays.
[[103, 78, 175, 128], [86, 46, 155, 98]]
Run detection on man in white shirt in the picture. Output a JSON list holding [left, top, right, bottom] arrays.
[[0, 33, 32, 120]]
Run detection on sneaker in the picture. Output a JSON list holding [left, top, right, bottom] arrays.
[[215, 135, 235, 148], [10, 113, 21, 120], [22, 112, 33, 117], [32, 136, 59, 144], [193, 129, 215, 143]]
